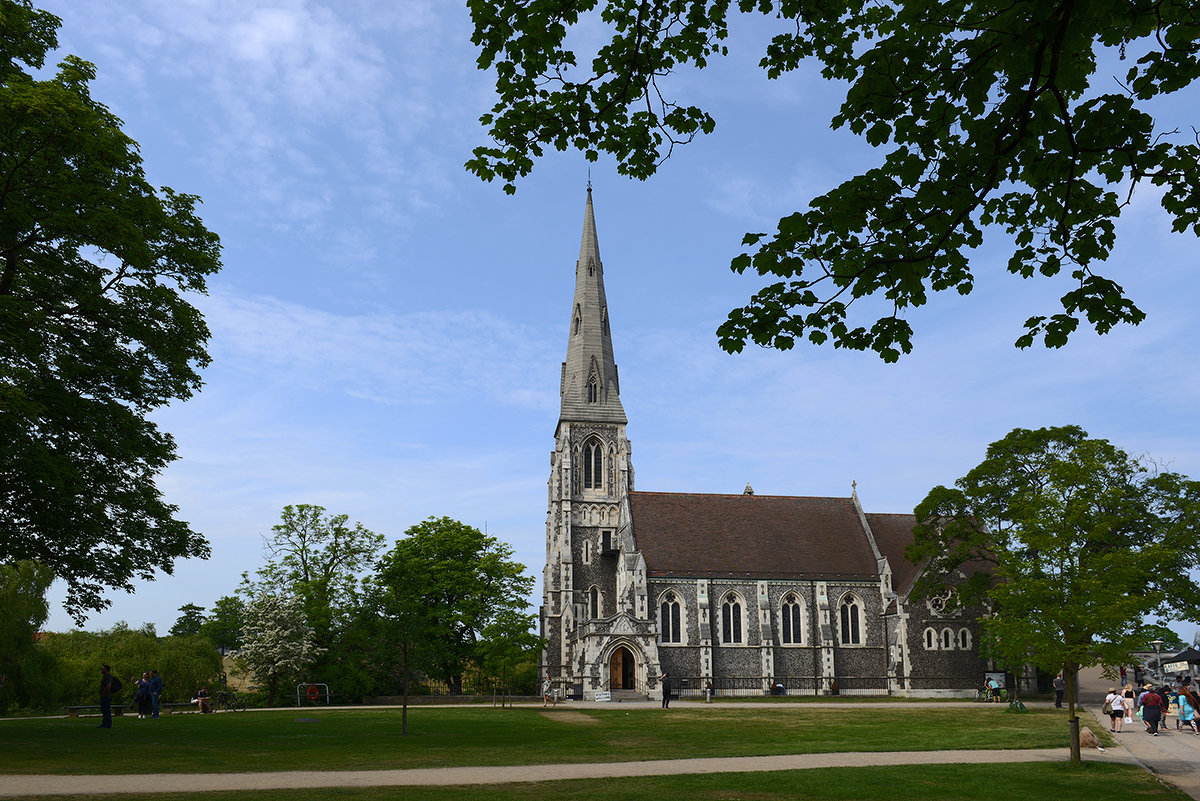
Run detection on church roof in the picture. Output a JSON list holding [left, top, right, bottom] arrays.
[[864, 513, 921, 594], [628, 491, 883, 581]]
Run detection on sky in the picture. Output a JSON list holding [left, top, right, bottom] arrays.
[[34, 1, 1200, 641]]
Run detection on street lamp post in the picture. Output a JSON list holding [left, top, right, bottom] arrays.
[[1151, 639, 1165, 683]]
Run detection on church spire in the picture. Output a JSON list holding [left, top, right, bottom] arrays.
[[560, 187, 626, 425]]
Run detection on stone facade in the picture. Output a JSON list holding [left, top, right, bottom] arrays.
[[540, 189, 986, 700]]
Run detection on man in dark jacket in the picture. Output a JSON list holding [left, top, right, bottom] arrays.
[[149, 670, 163, 719], [99, 666, 115, 729]]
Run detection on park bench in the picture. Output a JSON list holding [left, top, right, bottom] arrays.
[[159, 702, 201, 714], [64, 704, 128, 718]]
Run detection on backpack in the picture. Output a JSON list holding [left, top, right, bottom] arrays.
[[109, 676, 122, 695]]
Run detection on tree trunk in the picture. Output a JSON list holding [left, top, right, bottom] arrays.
[[401, 642, 409, 735], [1065, 662, 1081, 765]]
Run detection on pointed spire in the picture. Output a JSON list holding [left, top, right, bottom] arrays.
[[560, 187, 626, 425]]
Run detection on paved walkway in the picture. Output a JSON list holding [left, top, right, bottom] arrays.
[[0, 747, 1122, 797], [1075, 665, 1200, 800]]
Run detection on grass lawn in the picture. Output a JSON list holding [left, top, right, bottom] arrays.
[[11, 763, 1190, 801], [2, 705, 1090, 775]]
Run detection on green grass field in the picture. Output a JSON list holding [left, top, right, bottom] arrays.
[[1, 705, 1184, 801], [7, 764, 1189, 801], [2, 705, 1073, 775]]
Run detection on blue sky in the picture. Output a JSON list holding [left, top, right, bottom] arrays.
[[37, 2, 1200, 641]]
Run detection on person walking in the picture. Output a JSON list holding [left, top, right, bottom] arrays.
[[1104, 688, 1126, 732], [1053, 673, 1065, 708], [541, 676, 556, 708], [148, 670, 163, 719], [1178, 688, 1198, 734], [659, 672, 672, 709], [98, 666, 116, 729], [1140, 684, 1165, 735]]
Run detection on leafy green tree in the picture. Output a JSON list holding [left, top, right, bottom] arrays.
[[360, 567, 441, 734], [908, 425, 1200, 764], [375, 517, 534, 696], [169, 603, 206, 637], [199, 595, 245, 655], [237, 592, 323, 707], [245, 505, 383, 642], [40, 623, 221, 706], [0, 560, 59, 712], [242, 506, 383, 700], [468, 1, 1200, 362], [0, 0, 221, 622], [476, 608, 542, 705]]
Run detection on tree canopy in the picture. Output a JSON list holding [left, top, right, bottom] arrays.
[[467, 0, 1200, 362], [908, 425, 1200, 762], [0, 0, 221, 621], [373, 516, 534, 696]]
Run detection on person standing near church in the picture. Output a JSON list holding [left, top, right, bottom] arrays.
[[98, 665, 115, 729], [1053, 673, 1065, 708], [542, 676, 555, 707], [659, 672, 672, 709], [149, 670, 163, 719]]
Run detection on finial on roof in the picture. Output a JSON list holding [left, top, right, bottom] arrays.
[[851, 479, 858, 498], [744, 483, 754, 495]]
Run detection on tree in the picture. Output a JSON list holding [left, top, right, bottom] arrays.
[[245, 505, 383, 642], [199, 595, 245, 655], [476, 608, 542, 706], [0, 560, 58, 712], [908, 425, 1200, 764], [467, 1, 1200, 362], [169, 603, 206, 637], [237, 592, 323, 707], [375, 517, 534, 696], [0, 0, 221, 622]]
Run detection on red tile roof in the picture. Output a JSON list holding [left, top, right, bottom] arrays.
[[628, 491, 882, 580]]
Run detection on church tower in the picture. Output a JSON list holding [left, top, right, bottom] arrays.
[[542, 188, 651, 697]]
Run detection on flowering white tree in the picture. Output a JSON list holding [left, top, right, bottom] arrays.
[[237, 593, 324, 706]]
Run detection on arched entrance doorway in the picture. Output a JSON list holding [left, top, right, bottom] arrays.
[[609, 646, 637, 690]]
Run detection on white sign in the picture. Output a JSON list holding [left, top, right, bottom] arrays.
[[1162, 661, 1191, 673], [593, 691, 612, 702]]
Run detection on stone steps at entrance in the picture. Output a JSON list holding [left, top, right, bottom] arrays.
[[610, 689, 649, 701]]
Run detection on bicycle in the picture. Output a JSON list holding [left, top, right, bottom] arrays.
[[212, 689, 248, 712]]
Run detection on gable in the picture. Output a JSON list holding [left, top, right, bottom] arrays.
[[628, 491, 880, 580]]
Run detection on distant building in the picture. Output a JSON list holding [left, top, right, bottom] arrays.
[[541, 189, 985, 700]]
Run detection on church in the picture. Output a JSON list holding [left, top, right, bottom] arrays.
[[541, 189, 985, 700]]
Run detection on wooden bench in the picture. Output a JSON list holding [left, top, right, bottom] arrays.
[[159, 702, 201, 714], [64, 705, 127, 718]]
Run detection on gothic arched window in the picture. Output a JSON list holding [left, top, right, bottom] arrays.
[[721, 594, 743, 644], [583, 440, 603, 489], [589, 586, 600, 619], [839, 596, 862, 645], [587, 375, 598, 403], [781, 594, 803, 645], [660, 592, 682, 644]]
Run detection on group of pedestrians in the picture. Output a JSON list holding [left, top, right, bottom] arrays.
[[96, 664, 165, 728], [1105, 677, 1200, 736], [131, 669, 163, 719]]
